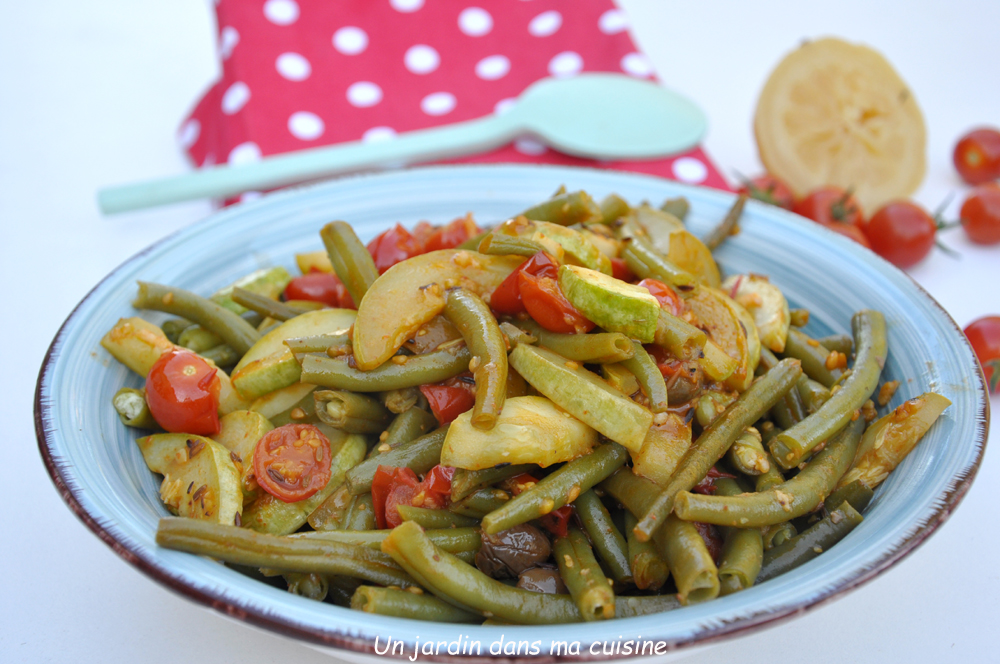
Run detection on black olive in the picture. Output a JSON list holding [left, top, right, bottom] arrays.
[[665, 360, 704, 403], [475, 524, 551, 579], [516, 565, 568, 594]]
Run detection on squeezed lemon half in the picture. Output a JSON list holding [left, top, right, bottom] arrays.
[[754, 37, 926, 213]]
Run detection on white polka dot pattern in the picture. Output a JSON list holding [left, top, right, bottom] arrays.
[[221, 81, 250, 114], [598, 9, 628, 34], [548, 51, 583, 78], [263, 0, 299, 26], [494, 98, 517, 115], [363, 126, 397, 143], [528, 10, 561, 37], [228, 142, 262, 165], [458, 7, 493, 36], [219, 26, 239, 59], [514, 137, 547, 155], [620, 52, 653, 78], [333, 27, 368, 55], [390, 0, 424, 12], [276, 52, 311, 81], [288, 112, 325, 140], [404, 45, 440, 74], [421, 92, 457, 116], [177, 119, 200, 149], [347, 82, 383, 108], [671, 157, 708, 183], [475, 55, 510, 80]]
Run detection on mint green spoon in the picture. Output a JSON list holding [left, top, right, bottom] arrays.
[[98, 73, 706, 214]]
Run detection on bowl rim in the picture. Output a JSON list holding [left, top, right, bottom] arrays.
[[35, 163, 990, 661]]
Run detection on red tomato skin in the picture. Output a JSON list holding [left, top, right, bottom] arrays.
[[539, 505, 574, 538], [610, 257, 635, 282], [864, 201, 936, 267], [738, 174, 796, 210], [367, 223, 425, 274], [794, 187, 865, 227], [488, 251, 558, 315], [964, 316, 1000, 393], [372, 466, 420, 529], [818, 220, 872, 249], [419, 384, 475, 425], [519, 272, 595, 334], [960, 184, 1000, 245], [145, 349, 220, 435], [953, 128, 1000, 185], [693, 521, 724, 565], [423, 215, 481, 252], [636, 278, 685, 317], [420, 465, 455, 500], [284, 272, 344, 307], [253, 424, 332, 503]]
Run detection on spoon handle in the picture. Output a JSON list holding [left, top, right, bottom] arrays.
[[98, 114, 520, 214]]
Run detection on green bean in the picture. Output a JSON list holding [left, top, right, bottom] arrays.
[[379, 387, 421, 414], [307, 483, 353, 531], [713, 478, 763, 596], [157, 517, 414, 587], [477, 233, 547, 257], [659, 196, 690, 221], [517, 320, 634, 364], [656, 514, 719, 605], [481, 443, 629, 535], [397, 505, 480, 529], [599, 193, 632, 224], [574, 490, 632, 584], [675, 417, 863, 528], [757, 501, 864, 582], [320, 221, 379, 307], [788, 308, 810, 328], [112, 387, 156, 428], [623, 511, 669, 590], [177, 325, 224, 352], [621, 236, 699, 292], [770, 311, 886, 470], [619, 341, 669, 413], [443, 288, 506, 429], [519, 190, 603, 226], [301, 527, 481, 554], [456, 230, 491, 251], [600, 467, 662, 519], [695, 391, 735, 428], [449, 488, 511, 518], [314, 390, 391, 434], [782, 328, 843, 387], [703, 194, 747, 251], [450, 464, 533, 502], [554, 527, 616, 620], [633, 358, 802, 541], [754, 450, 786, 492], [342, 494, 376, 531], [499, 322, 536, 349], [284, 333, 351, 354], [345, 427, 448, 495], [380, 407, 438, 451], [231, 287, 309, 322], [726, 427, 770, 476], [383, 521, 583, 623], [654, 308, 708, 358], [133, 282, 260, 357], [268, 387, 319, 427], [601, 363, 640, 396], [760, 422, 783, 446], [201, 344, 239, 367], [824, 479, 875, 514], [797, 377, 831, 413], [299, 345, 471, 392], [762, 522, 797, 550], [817, 334, 854, 356], [161, 317, 192, 343], [284, 573, 329, 601], [616, 594, 682, 617], [352, 586, 482, 623], [509, 344, 653, 452]]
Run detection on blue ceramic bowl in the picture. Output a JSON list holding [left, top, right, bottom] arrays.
[[36, 165, 988, 660]]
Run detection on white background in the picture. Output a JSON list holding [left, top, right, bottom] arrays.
[[2, 1, 997, 662]]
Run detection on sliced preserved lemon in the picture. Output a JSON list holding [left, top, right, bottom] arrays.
[[754, 37, 926, 212]]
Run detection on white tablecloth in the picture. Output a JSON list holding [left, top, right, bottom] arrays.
[[3, 1, 996, 662]]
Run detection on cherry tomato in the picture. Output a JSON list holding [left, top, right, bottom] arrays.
[[423, 215, 481, 252], [794, 187, 864, 227], [964, 316, 1000, 393], [367, 223, 425, 274], [737, 174, 796, 210], [488, 251, 557, 315], [864, 201, 936, 268], [253, 423, 332, 502], [419, 383, 475, 425], [610, 257, 635, 282], [371, 464, 453, 528], [636, 278, 685, 317], [145, 348, 221, 435], [816, 220, 872, 249], [960, 183, 1000, 245], [283, 271, 355, 308], [518, 272, 595, 334], [539, 505, 574, 539], [953, 127, 1000, 185]]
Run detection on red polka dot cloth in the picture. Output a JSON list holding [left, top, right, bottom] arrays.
[[178, 0, 729, 201]]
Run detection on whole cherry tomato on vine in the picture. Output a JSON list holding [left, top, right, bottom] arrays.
[[794, 186, 865, 227], [959, 183, 1000, 245], [737, 174, 796, 210], [963, 316, 1000, 393], [864, 201, 938, 268], [953, 128, 1000, 185]]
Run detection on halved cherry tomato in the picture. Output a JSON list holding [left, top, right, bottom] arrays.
[[964, 316, 1000, 393], [253, 423, 332, 502], [284, 271, 355, 308], [610, 257, 635, 282], [636, 278, 685, 317], [419, 383, 475, 425], [794, 186, 864, 227], [367, 223, 426, 274], [953, 127, 1000, 185], [423, 215, 481, 252], [738, 174, 796, 210], [864, 201, 936, 267], [488, 251, 558, 315], [372, 464, 453, 528], [960, 183, 1000, 245], [145, 348, 221, 435], [519, 272, 594, 334]]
